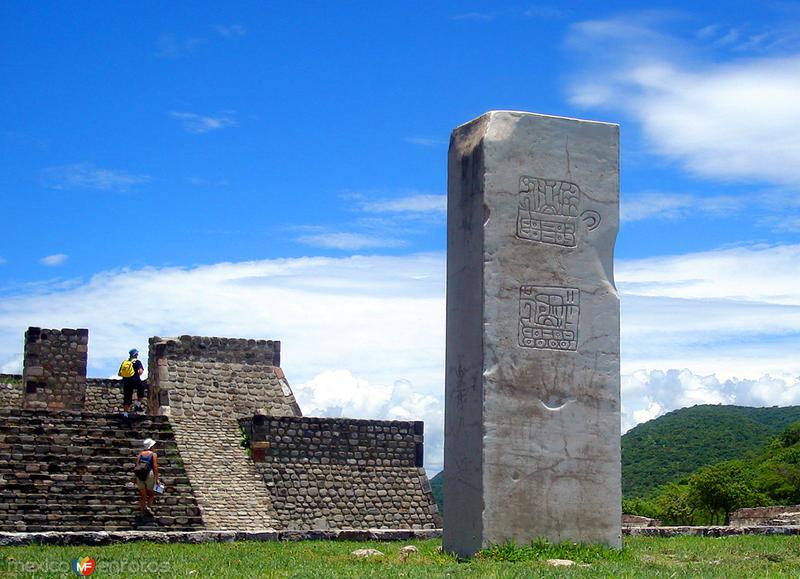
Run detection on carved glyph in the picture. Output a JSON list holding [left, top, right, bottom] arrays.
[[516, 176, 601, 247], [518, 286, 580, 351]]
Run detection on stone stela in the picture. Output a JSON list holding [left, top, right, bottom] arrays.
[[444, 111, 621, 556]]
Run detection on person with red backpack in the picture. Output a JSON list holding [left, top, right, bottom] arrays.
[[119, 348, 145, 417]]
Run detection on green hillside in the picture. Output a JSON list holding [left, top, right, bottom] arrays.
[[429, 404, 800, 513], [430, 470, 443, 514], [623, 405, 800, 498]]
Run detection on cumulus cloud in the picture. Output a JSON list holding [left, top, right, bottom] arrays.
[[170, 111, 238, 134], [567, 14, 800, 186], [622, 370, 800, 432], [43, 163, 150, 192], [39, 254, 68, 267]]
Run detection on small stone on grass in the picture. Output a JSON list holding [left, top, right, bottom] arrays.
[[352, 548, 384, 558], [547, 558, 575, 567]]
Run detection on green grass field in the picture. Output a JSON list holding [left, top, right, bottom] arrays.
[[2, 535, 800, 577]]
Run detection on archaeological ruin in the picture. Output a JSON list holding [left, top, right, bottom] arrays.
[[0, 327, 440, 533]]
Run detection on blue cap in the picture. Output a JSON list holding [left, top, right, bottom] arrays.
[[129, 348, 139, 357]]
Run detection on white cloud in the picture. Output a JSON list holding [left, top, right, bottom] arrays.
[[1, 354, 22, 374], [43, 163, 150, 192], [216, 24, 247, 38], [622, 192, 744, 222], [39, 254, 68, 267], [296, 232, 407, 250], [567, 15, 800, 186], [170, 111, 238, 134], [618, 244, 800, 381], [618, 243, 800, 304], [361, 194, 446, 214], [622, 370, 800, 432]]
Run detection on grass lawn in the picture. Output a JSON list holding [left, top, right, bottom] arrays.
[[2, 535, 800, 577]]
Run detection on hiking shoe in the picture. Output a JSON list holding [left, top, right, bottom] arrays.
[[145, 506, 154, 516]]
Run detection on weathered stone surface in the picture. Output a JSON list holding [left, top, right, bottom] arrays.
[[622, 514, 662, 527], [84, 378, 150, 414], [242, 416, 440, 530], [170, 416, 278, 531], [730, 505, 800, 527], [22, 328, 88, 411], [444, 111, 621, 556], [623, 525, 800, 537], [147, 336, 300, 418]]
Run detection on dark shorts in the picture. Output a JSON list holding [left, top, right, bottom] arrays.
[[123, 379, 144, 405]]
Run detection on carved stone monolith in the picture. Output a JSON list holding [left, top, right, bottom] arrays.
[[444, 111, 621, 557]]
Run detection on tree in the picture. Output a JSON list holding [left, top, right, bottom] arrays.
[[655, 483, 698, 526], [689, 461, 764, 525]]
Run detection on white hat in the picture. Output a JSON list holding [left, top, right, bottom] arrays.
[[142, 438, 156, 450]]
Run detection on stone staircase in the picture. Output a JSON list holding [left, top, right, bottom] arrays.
[[171, 417, 278, 530], [0, 409, 203, 532]]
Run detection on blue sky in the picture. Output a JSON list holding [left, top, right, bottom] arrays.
[[3, 2, 800, 473]]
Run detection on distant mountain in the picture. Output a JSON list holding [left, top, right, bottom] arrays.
[[429, 404, 800, 512], [622, 404, 800, 498], [430, 470, 443, 514]]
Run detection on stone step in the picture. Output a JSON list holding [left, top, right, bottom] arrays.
[[0, 503, 202, 515], [0, 498, 200, 509], [0, 420, 173, 431], [1, 478, 195, 490], [0, 431, 177, 441], [0, 455, 184, 465]]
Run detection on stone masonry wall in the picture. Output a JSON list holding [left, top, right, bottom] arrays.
[[0, 375, 148, 414], [148, 336, 300, 419], [0, 375, 23, 408], [84, 379, 150, 414], [242, 416, 440, 530], [245, 416, 424, 468], [731, 505, 800, 526], [23, 328, 88, 411]]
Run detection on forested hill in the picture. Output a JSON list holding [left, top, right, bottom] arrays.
[[623, 404, 800, 498]]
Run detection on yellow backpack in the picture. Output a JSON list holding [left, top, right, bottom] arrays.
[[118, 358, 135, 378]]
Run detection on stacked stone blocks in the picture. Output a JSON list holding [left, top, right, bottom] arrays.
[[22, 328, 88, 411], [148, 335, 299, 418], [242, 416, 440, 530]]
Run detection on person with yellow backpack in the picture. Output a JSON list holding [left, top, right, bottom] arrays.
[[119, 348, 145, 417]]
